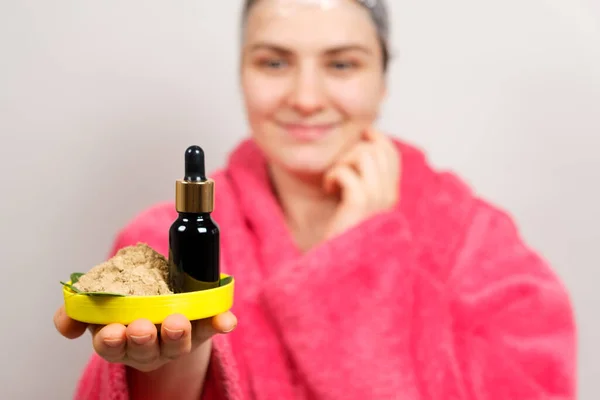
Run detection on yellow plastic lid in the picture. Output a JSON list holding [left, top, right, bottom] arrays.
[[63, 273, 234, 325]]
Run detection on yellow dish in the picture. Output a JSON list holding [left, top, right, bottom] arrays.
[[63, 274, 235, 325]]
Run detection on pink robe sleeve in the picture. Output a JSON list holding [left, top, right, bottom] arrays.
[[260, 203, 576, 399], [73, 210, 242, 400]]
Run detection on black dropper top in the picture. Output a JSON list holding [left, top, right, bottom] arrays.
[[184, 145, 206, 182]]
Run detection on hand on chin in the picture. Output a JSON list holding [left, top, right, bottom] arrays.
[[322, 128, 401, 239]]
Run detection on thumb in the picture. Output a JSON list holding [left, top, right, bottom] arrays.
[[54, 305, 88, 339], [191, 311, 237, 344]]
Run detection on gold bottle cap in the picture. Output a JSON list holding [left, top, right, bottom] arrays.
[[175, 145, 214, 213], [175, 178, 214, 213]]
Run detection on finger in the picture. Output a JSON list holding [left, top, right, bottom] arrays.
[[363, 127, 380, 142], [87, 324, 101, 336], [372, 133, 401, 204], [160, 314, 192, 360], [364, 126, 391, 144], [325, 142, 367, 194], [374, 130, 397, 166], [126, 319, 160, 365], [212, 311, 238, 334], [338, 143, 381, 196], [337, 142, 364, 169], [53, 305, 88, 339], [349, 128, 400, 208], [362, 128, 391, 171], [342, 141, 380, 173], [364, 128, 399, 186], [327, 165, 366, 206], [357, 145, 381, 192], [381, 136, 399, 172], [92, 323, 127, 363], [323, 167, 341, 194], [191, 311, 237, 345], [377, 135, 401, 191], [362, 127, 388, 150]]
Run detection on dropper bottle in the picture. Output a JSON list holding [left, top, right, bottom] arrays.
[[168, 145, 220, 293]]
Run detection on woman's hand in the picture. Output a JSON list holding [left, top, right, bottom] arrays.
[[323, 128, 401, 239], [53, 305, 237, 373]]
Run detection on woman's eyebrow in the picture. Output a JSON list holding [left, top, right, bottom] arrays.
[[249, 42, 372, 55], [324, 45, 372, 55], [249, 43, 293, 55]]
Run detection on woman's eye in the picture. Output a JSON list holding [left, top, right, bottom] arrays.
[[261, 59, 288, 69], [329, 61, 356, 70]]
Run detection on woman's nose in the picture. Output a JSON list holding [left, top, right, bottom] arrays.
[[287, 67, 326, 115]]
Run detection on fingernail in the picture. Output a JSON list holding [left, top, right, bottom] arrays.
[[164, 327, 184, 340], [129, 334, 151, 345], [103, 338, 123, 348], [223, 318, 238, 333]]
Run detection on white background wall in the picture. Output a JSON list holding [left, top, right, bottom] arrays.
[[1, 1, 598, 398]]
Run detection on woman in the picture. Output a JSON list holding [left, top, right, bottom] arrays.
[[54, 0, 577, 399]]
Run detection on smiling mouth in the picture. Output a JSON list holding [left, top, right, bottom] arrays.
[[277, 122, 339, 141]]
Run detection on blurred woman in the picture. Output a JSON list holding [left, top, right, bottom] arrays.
[[54, 1, 577, 399]]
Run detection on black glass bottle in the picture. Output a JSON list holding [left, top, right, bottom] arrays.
[[168, 145, 220, 293]]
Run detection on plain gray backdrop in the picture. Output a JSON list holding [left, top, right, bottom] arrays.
[[1, 1, 598, 398]]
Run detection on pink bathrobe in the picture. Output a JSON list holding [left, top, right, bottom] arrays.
[[74, 138, 577, 400]]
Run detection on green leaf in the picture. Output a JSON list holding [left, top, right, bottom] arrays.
[[70, 272, 85, 284], [60, 281, 81, 293], [219, 276, 233, 286], [61, 272, 126, 297]]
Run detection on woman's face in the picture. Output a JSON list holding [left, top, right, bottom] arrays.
[[241, 0, 386, 176]]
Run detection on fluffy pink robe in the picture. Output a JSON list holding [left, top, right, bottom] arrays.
[[74, 138, 577, 399]]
